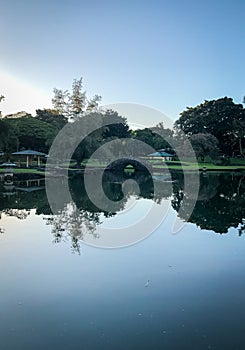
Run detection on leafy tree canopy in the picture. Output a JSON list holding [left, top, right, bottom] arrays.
[[5, 116, 58, 153], [175, 97, 245, 156], [52, 77, 101, 120], [102, 109, 130, 139], [132, 123, 174, 151], [35, 109, 68, 129], [190, 133, 219, 161]]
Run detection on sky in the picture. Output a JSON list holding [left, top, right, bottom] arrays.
[[0, 0, 244, 126]]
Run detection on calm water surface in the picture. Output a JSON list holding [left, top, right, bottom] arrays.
[[0, 171, 244, 350]]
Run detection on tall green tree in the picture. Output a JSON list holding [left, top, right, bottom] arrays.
[[0, 117, 19, 153], [175, 97, 245, 156], [51, 88, 69, 115], [5, 116, 58, 152], [0, 119, 9, 151], [71, 110, 130, 166], [190, 133, 219, 161], [132, 123, 173, 151], [102, 109, 130, 139], [176, 133, 219, 162], [52, 77, 101, 120], [230, 119, 245, 157]]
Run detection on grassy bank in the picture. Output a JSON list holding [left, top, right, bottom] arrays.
[[0, 168, 45, 175], [1, 159, 244, 175], [151, 161, 245, 172]]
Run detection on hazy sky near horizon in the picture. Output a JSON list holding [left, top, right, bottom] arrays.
[[0, 0, 244, 125]]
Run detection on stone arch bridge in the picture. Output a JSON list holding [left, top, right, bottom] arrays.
[[105, 158, 153, 174]]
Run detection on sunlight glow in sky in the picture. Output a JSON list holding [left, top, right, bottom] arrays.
[[0, 0, 244, 125], [0, 71, 51, 115]]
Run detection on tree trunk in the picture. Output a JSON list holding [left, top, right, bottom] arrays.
[[239, 138, 244, 157]]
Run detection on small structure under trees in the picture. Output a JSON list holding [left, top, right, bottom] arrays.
[[12, 150, 47, 167], [147, 151, 174, 161]]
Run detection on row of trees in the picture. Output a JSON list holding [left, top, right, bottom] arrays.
[[0, 78, 173, 164], [0, 78, 244, 163]]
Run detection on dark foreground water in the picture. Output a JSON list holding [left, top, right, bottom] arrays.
[[0, 171, 244, 350]]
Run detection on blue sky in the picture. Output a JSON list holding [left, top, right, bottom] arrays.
[[0, 0, 244, 125]]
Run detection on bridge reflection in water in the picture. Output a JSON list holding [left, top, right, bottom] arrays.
[[0, 171, 244, 252]]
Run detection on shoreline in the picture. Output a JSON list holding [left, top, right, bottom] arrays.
[[1, 165, 245, 177]]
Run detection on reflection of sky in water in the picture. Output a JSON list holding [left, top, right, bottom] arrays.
[[99, 197, 170, 228], [0, 200, 245, 349], [85, 197, 171, 248], [0, 173, 245, 349]]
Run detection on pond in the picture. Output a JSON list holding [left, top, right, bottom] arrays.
[[0, 171, 244, 350]]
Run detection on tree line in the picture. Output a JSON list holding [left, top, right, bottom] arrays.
[[0, 78, 244, 164]]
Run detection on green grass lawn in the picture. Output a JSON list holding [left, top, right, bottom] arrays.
[[152, 161, 245, 171], [71, 159, 245, 172], [147, 157, 245, 171], [0, 168, 45, 175], [1, 158, 244, 175]]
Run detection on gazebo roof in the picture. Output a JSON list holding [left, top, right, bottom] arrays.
[[12, 150, 47, 156], [147, 151, 173, 157]]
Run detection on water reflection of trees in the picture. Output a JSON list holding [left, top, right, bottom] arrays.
[[44, 204, 101, 254], [172, 172, 245, 234], [0, 172, 244, 252], [54, 171, 172, 252], [0, 183, 50, 215]]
